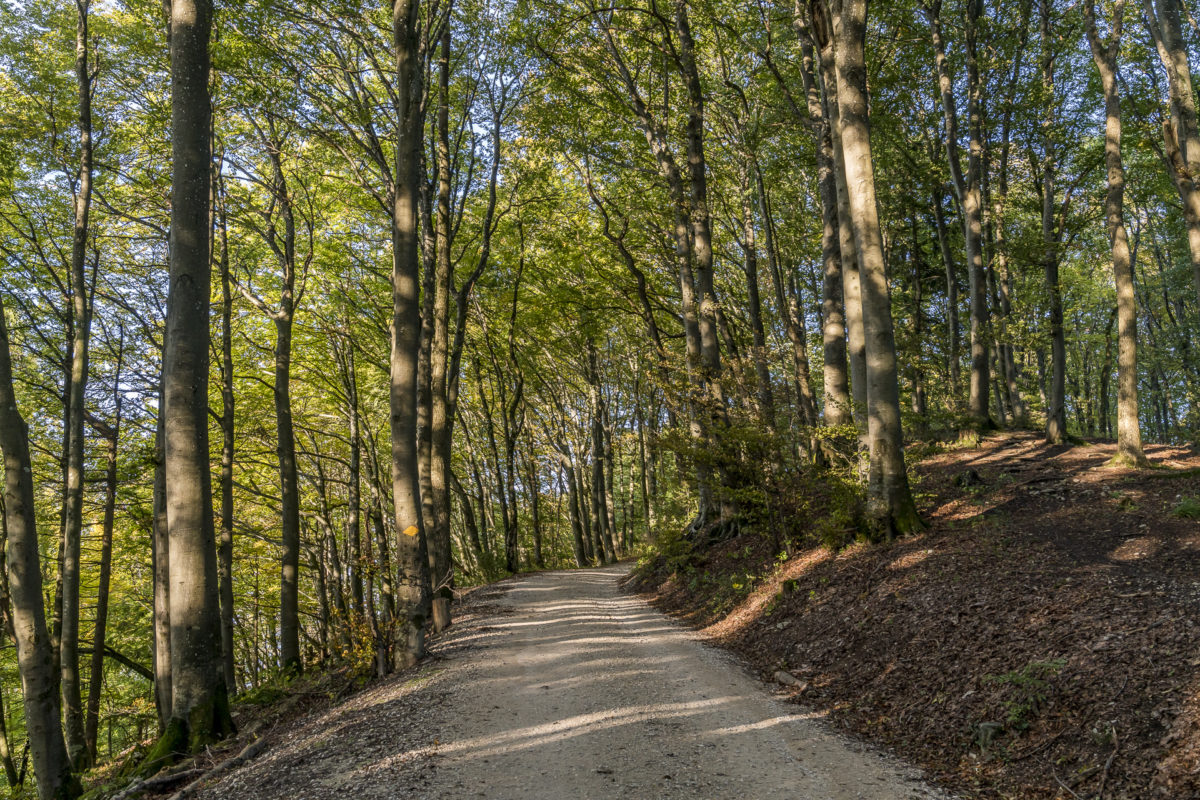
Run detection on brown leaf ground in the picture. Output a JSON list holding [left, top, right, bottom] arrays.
[[626, 432, 1200, 800]]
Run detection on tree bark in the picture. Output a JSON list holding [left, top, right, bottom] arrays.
[[0, 295, 80, 800], [1144, 0, 1200, 308], [1085, 0, 1147, 466], [336, 336, 366, 624], [1040, 0, 1068, 443], [426, 18, 455, 633], [151, 406, 170, 731], [829, 0, 924, 535], [390, 0, 432, 668], [795, 15, 851, 427], [925, 0, 990, 427], [738, 167, 775, 426], [60, 0, 96, 768], [931, 189, 962, 401], [0, 659, 16, 787], [85, 333, 123, 761], [263, 141, 303, 677], [586, 342, 617, 562], [814, 18, 867, 432], [215, 176, 237, 696], [161, 0, 233, 753]]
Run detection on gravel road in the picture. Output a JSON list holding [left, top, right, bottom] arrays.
[[197, 565, 952, 800]]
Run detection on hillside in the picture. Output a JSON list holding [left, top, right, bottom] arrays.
[[628, 432, 1200, 799]]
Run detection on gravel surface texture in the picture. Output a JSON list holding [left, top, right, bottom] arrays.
[[194, 565, 952, 799]]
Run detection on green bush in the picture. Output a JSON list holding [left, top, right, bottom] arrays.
[[1172, 496, 1200, 519]]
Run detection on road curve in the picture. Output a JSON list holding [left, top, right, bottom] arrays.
[[420, 564, 949, 800], [196, 565, 952, 800]]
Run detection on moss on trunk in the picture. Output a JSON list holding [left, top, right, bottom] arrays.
[[132, 718, 187, 778]]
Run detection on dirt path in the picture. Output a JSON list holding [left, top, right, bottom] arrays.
[[198, 565, 952, 799]]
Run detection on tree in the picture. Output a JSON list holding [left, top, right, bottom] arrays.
[[390, 0, 433, 668], [1084, 0, 1147, 466], [156, 0, 234, 756], [59, 0, 96, 767], [828, 0, 924, 535], [0, 295, 80, 800]]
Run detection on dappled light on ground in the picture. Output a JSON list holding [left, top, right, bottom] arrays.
[[630, 431, 1200, 799], [413, 567, 946, 800]]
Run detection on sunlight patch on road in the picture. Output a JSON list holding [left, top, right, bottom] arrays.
[[432, 697, 743, 762]]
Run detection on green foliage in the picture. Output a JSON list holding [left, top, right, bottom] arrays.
[[1171, 496, 1200, 519], [982, 658, 1067, 732]]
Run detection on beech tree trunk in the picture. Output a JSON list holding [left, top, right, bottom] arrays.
[[738, 167, 775, 425], [60, 0, 95, 768], [1041, 0, 1068, 443], [84, 333, 123, 761], [1085, 0, 1146, 466], [795, 15, 851, 427], [0, 657, 16, 788], [817, 23, 867, 433], [1144, 0, 1200, 308], [0, 295, 80, 800], [216, 188, 237, 695], [830, 0, 924, 536], [390, 0, 433, 669], [426, 19, 455, 633], [161, 0, 234, 753], [336, 336, 366, 623], [151, 406, 170, 731], [932, 190, 962, 401], [926, 0, 990, 428]]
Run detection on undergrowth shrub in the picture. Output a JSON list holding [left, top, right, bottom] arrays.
[[651, 408, 869, 565], [1172, 496, 1200, 519]]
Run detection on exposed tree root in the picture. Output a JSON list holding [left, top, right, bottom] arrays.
[[163, 737, 269, 800]]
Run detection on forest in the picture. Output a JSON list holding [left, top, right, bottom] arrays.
[[2, 0, 1200, 798]]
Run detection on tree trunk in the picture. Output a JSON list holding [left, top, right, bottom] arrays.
[[337, 337, 366, 623], [559, 459, 587, 567], [215, 176, 237, 698], [275, 308, 301, 674], [815, 22, 867, 433], [60, 0, 96, 768], [161, 0, 234, 753], [931, 190, 962, 402], [830, 0, 924, 536], [426, 19, 455, 633], [526, 450, 544, 569], [151, 406, 171, 731], [1085, 0, 1146, 466], [910, 222, 928, 426], [737, 167, 775, 425], [0, 295, 80, 800], [1041, 0, 1069, 443], [85, 333, 123, 761], [390, 0, 433, 668], [795, 16, 851, 427], [0, 661, 16, 787], [926, 0, 990, 427], [964, 0, 992, 428], [759, 174, 818, 430], [1144, 0, 1200, 308]]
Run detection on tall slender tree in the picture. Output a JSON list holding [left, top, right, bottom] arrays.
[[390, 0, 433, 668], [0, 296, 81, 800], [60, 0, 96, 767], [828, 0, 923, 535], [157, 0, 234, 756], [1084, 0, 1146, 466]]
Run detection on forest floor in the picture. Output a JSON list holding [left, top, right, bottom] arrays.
[[133, 566, 951, 800], [627, 431, 1200, 800]]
